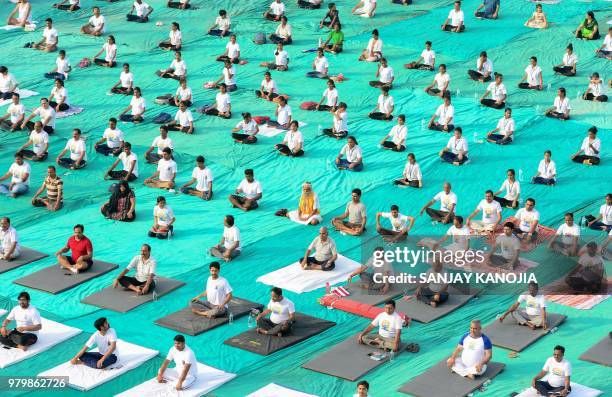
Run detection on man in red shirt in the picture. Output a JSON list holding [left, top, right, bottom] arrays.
[[55, 224, 94, 274]]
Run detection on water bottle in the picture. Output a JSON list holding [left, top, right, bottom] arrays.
[[518, 168, 524, 182], [152, 290, 159, 301], [317, 124, 322, 134], [325, 282, 331, 294], [421, 118, 425, 130], [247, 314, 254, 328], [326, 158, 331, 170], [550, 326, 558, 334], [318, 38, 322, 47], [473, 92, 478, 99], [389, 349, 395, 362], [456, 88, 461, 97], [547, 82, 551, 91], [229, 312, 234, 324], [535, 105, 541, 115], [473, 132, 478, 143], [483, 379, 492, 387]]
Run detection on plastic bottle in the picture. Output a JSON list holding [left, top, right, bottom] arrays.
[[318, 38, 322, 47], [473, 132, 478, 143], [389, 349, 395, 362], [518, 168, 524, 182], [247, 315, 254, 328], [456, 88, 461, 97], [421, 118, 425, 130], [229, 312, 234, 324], [317, 124, 322, 134]]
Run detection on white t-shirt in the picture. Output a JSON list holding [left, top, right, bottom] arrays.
[[603, 34, 612, 52], [267, 297, 295, 324], [235, 119, 258, 135], [0, 73, 17, 93], [157, 158, 177, 181], [215, 16, 231, 31], [333, 110, 348, 132], [421, 49, 435, 66], [553, 96, 570, 113], [487, 82, 506, 101], [434, 191, 457, 212], [34, 106, 56, 128], [476, 199, 501, 224], [378, 66, 394, 84], [175, 86, 192, 101], [524, 65, 542, 86], [556, 223, 580, 245], [517, 294, 546, 316], [103, 43, 116, 63], [314, 56, 328, 74], [446, 225, 470, 246], [435, 104, 454, 124], [496, 117, 515, 137], [170, 59, 186, 77], [0, 226, 20, 254], [89, 15, 106, 33], [581, 137, 600, 158], [537, 159, 556, 179], [459, 333, 492, 368], [269, 1, 285, 15], [169, 30, 182, 46], [151, 136, 173, 155], [322, 88, 338, 107], [377, 94, 394, 114], [403, 162, 421, 181], [118, 152, 138, 177], [499, 179, 520, 200], [543, 357, 571, 388], [174, 108, 194, 126], [206, 276, 232, 307], [237, 179, 262, 199], [275, 50, 289, 66], [275, 23, 292, 38], [192, 167, 213, 192], [65, 138, 87, 161], [223, 66, 236, 85], [516, 208, 540, 233], [448, 9, 464, 26], [446, 136, 468, 154], [7, 305, 42, 336], [276, 104, 292, 125], [226, 42, 240, 59], [599, 204, 612, 225], [562, 53, 577, 67], [166, 346, 198, 379], [120, 71, 134, 88], [588, 81, 605, 97], [103, 128, 124, 149], [133, 1, 150, 17], [154, 205, 174, 227], [7, 103, 25, 124], [435, 72, 450, 91], [366, 38, 383, 54], [55, 57, 71, 77], [127, 255, 157, 282], [29, 130, 49, 156], [223, 226, 240, 250], [477, 58, 493, 75], [341, 144, 362, 163], [284, 130, 303, 151], [50, 86, 69, 106], [261, 79, 278, 94], [43, 27, 58, 45], [381, 212, 410, 231], [130, 96, 146, 116], [388, 124, 407, 145], [86, 328, 118, 356], [371, 311, 403, 339], [215, 92, 231, 113]]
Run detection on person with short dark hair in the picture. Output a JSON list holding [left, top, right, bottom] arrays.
[[515, 198, 540, 242], [493, 169, 520, 209], [0, 93, 25, 131], [127, 0, 154, 23], [55, 224, 93, 273], [217, 34, 241, 64], [101, 181, 135, 221], [466, 190, 502, 234], [531, 346, 571, 396], [53, 0, 80, 12], [229, 169, 262, 211], [232, 113, 259, 144], [17, 121, 49, 161], [571, 127, 600, 165], [113, 244, 157, 294], [181, 156, 213, 200], [486, 108, 514, 145], [204, 83, 231, 119], [447, 320, 492, 379], [380, 115, 407, 151], [300, 227, 337, 271], [441, 1, 465, 32], [319, 3, 340, 29], [190, 262, 233, 318], [105, 143, 138, 181], [256, 71, 280, 99], [584, 194, 612, 232], [144, 148, 177, 189], [420, 182, 457, 223], [545, 88, 571, 120], [0, 152, 30, 197], [56, 129, 87, 169], [95, 118, 124, 156], [119, 87, 146, 123], [468, 51, 493, 82], [549, 213, 580, 256], [22, 97, 56, 134], [157, 51, 186, 80], [439, 127, 468, 165], [32, 18, 58, 52], [480, 73, 506, 109], [332, 188, 367, 235], [157, 335, 198, 391], [376, 204, 415, 241], [210, 215, 241, 261], [532, 150, 556, 185], [405, 41, 435, 71], [166, 101, 195, 133], [358, 30, 382, 61], [145, 127, 173, 164], [317, 79, 339, 111], [553, 44, 577, 76], [370, 58, 394, 89], [322, 102, 348, 138], [358, 300, 403, 351], [149, 196, 175, 238], [336, 136, 363, 171], [323, 22, 343, 53], [81, 7, 105, 36], [583, 72, 607, 102], [275, 121, 304, 156], [355, 381, 370, 397], [0, 217, 20, 261], [574, 11, 599, 40], [369, 86, 394, 120], [256, 287, 295, 336], [31, 166, 63, 211], [0, 292, 41, 351], [173, 78, 191, 106], [565, 242, 605, 293], [428, 94, 454, 131], [264, 0, 285, 21], [207, 10, 230, 35], [110, 64, 134, 95], [487, 222, 520, 270], [499, 282, 548, 330], [70, 318, 117, 369], [270, 16, 292, 45], [474, 0, 499, 19]]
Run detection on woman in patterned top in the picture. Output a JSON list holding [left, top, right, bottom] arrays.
[[100, 181, 136, 221]]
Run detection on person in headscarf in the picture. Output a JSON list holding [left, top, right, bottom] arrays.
[[100, 181, 136, 221], [574, 11, 599, 40]]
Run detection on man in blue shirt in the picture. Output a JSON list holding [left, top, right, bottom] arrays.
[[475, 0, 499, 19]]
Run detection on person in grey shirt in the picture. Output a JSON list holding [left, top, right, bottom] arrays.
[[299, 227, 337, 271], [332, 188, 366, 236], [348, 246, 394, 293]]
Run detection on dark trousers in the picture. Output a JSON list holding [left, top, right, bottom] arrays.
[[93, 58, 116, 67], [299, 256, 335, 271], [493, 196, 517, 208], [382, 141, 405, 151], [49, 101, 69, 111], [429, 123, 454, 132], [276, 144, 304, 157], [417, 286, 449, 305], [480, 98, 505, 109], [535, 380, 570, 396], [204, 108, 231, 119], [393, 178, 420, 188], [487, 134, 512, 145], [58, 158, 86, 169], [25, 121, 54, 134], [119, 114, 143, 122], [159, 42, 180, 51], [256, 317, 293, 336], [572, 155, 600, 165], [441, 151, 467, 164], [57, 4, 80, 10], [232, 133, 257, 144], [255, 90, 278, 100], [442, 24, 465, 32], [17, 149, 48, 161], [553, 65, 575, 76], [126, 14, 148, 23], [532, 176, 555, 185], [322, 128, 347, 138], [208, 29, 230, 36], [0, 330, 38, 348], [80, 352, 117, 368], [583, 93, 608, 102], [518, 83, 540, 90], [44, 72, 65, 80], [426, 208, 454, 223], [95, 143, 122, 156], [297, 0, 321, 9], [118, 276, 155, 292], [107, 170, 137, 181], [269, 34, 292, 45], [468, 70, 491, 82], [583, 215, 612, 232], [369, 112, 393, 121], [545, 111, 568, 120]]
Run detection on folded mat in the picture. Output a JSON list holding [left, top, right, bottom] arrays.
[[38, 339, 158, 391], [13, 260, 118, 294], [56, 106, 84, 119], [302, 333, 411, 381], [0, 247, 48, 274], [0, 318, 82, 368], [256, 254, 362, 294], [257, 121, 307, 138], [514, 379, 603, 397], [340, 282, 406, 306], [223, 312, 335, 356], [579, 334, 612, 367], [398, 360, 505, 397], [395, 287, 479, 323], [115, 362, 236, 397], [81, 276, 185, 313], [154, 297, 264, 336], [246, 383, 319, 397], [483, 312, 566, 351], [0, 89, 38, 106]]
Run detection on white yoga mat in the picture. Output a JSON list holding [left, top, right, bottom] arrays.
[[0, 318, 82, 368], [256, 254, 362, 293], [516, 380, 602, 397], [0, 89, 38, 107], [288, 210, 323, 225], [56, 106, 84, 119], [257, 122, 307, 138], [247, 383, 319, 397], [38, 339, 158, 391], [0, 22, 37, 31], [115, 362, 236, 397]]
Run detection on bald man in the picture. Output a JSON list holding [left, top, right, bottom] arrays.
[[299, 227, 337, 271], [447, 320, 493, 379]]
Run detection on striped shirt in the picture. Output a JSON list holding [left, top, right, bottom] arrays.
[[44, 175, 63, 201]]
